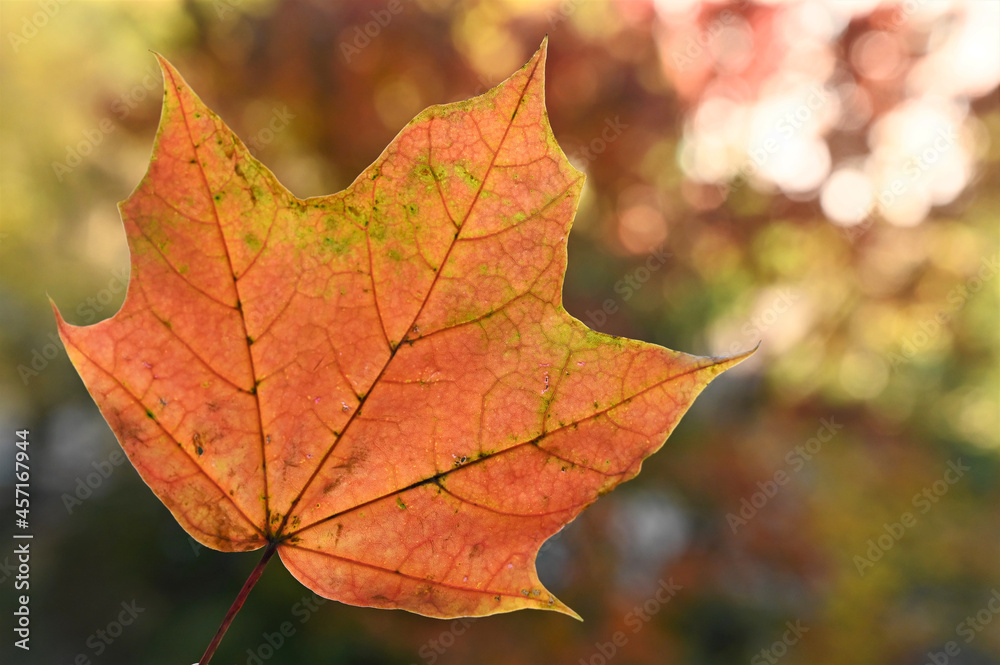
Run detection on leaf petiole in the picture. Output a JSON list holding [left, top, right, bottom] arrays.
[[199, 541, 278, 664]]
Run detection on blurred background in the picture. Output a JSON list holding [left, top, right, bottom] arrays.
[[1, 0, 998, 663]]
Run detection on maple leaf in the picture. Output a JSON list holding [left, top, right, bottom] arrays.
[[54, 39, 751, 660]]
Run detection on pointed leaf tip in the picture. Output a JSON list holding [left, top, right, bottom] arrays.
[[714, 343, 759, 373]]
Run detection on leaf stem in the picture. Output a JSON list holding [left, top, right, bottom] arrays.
[[199, 542, 278, 665]]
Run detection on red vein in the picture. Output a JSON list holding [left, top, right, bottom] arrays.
[[60, 333, 264, 538], [287, 356, 720, 537], [272, 53, 546, 538], [165, 64, 274, 537], [283, 543, 529, 601]]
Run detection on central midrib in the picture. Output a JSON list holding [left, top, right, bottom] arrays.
[[270, 54, 545, 541]]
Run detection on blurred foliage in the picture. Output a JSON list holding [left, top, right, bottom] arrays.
[[0, 1, 997, 664]]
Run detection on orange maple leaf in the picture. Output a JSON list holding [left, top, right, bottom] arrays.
[[54, 39, 750, 660]]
